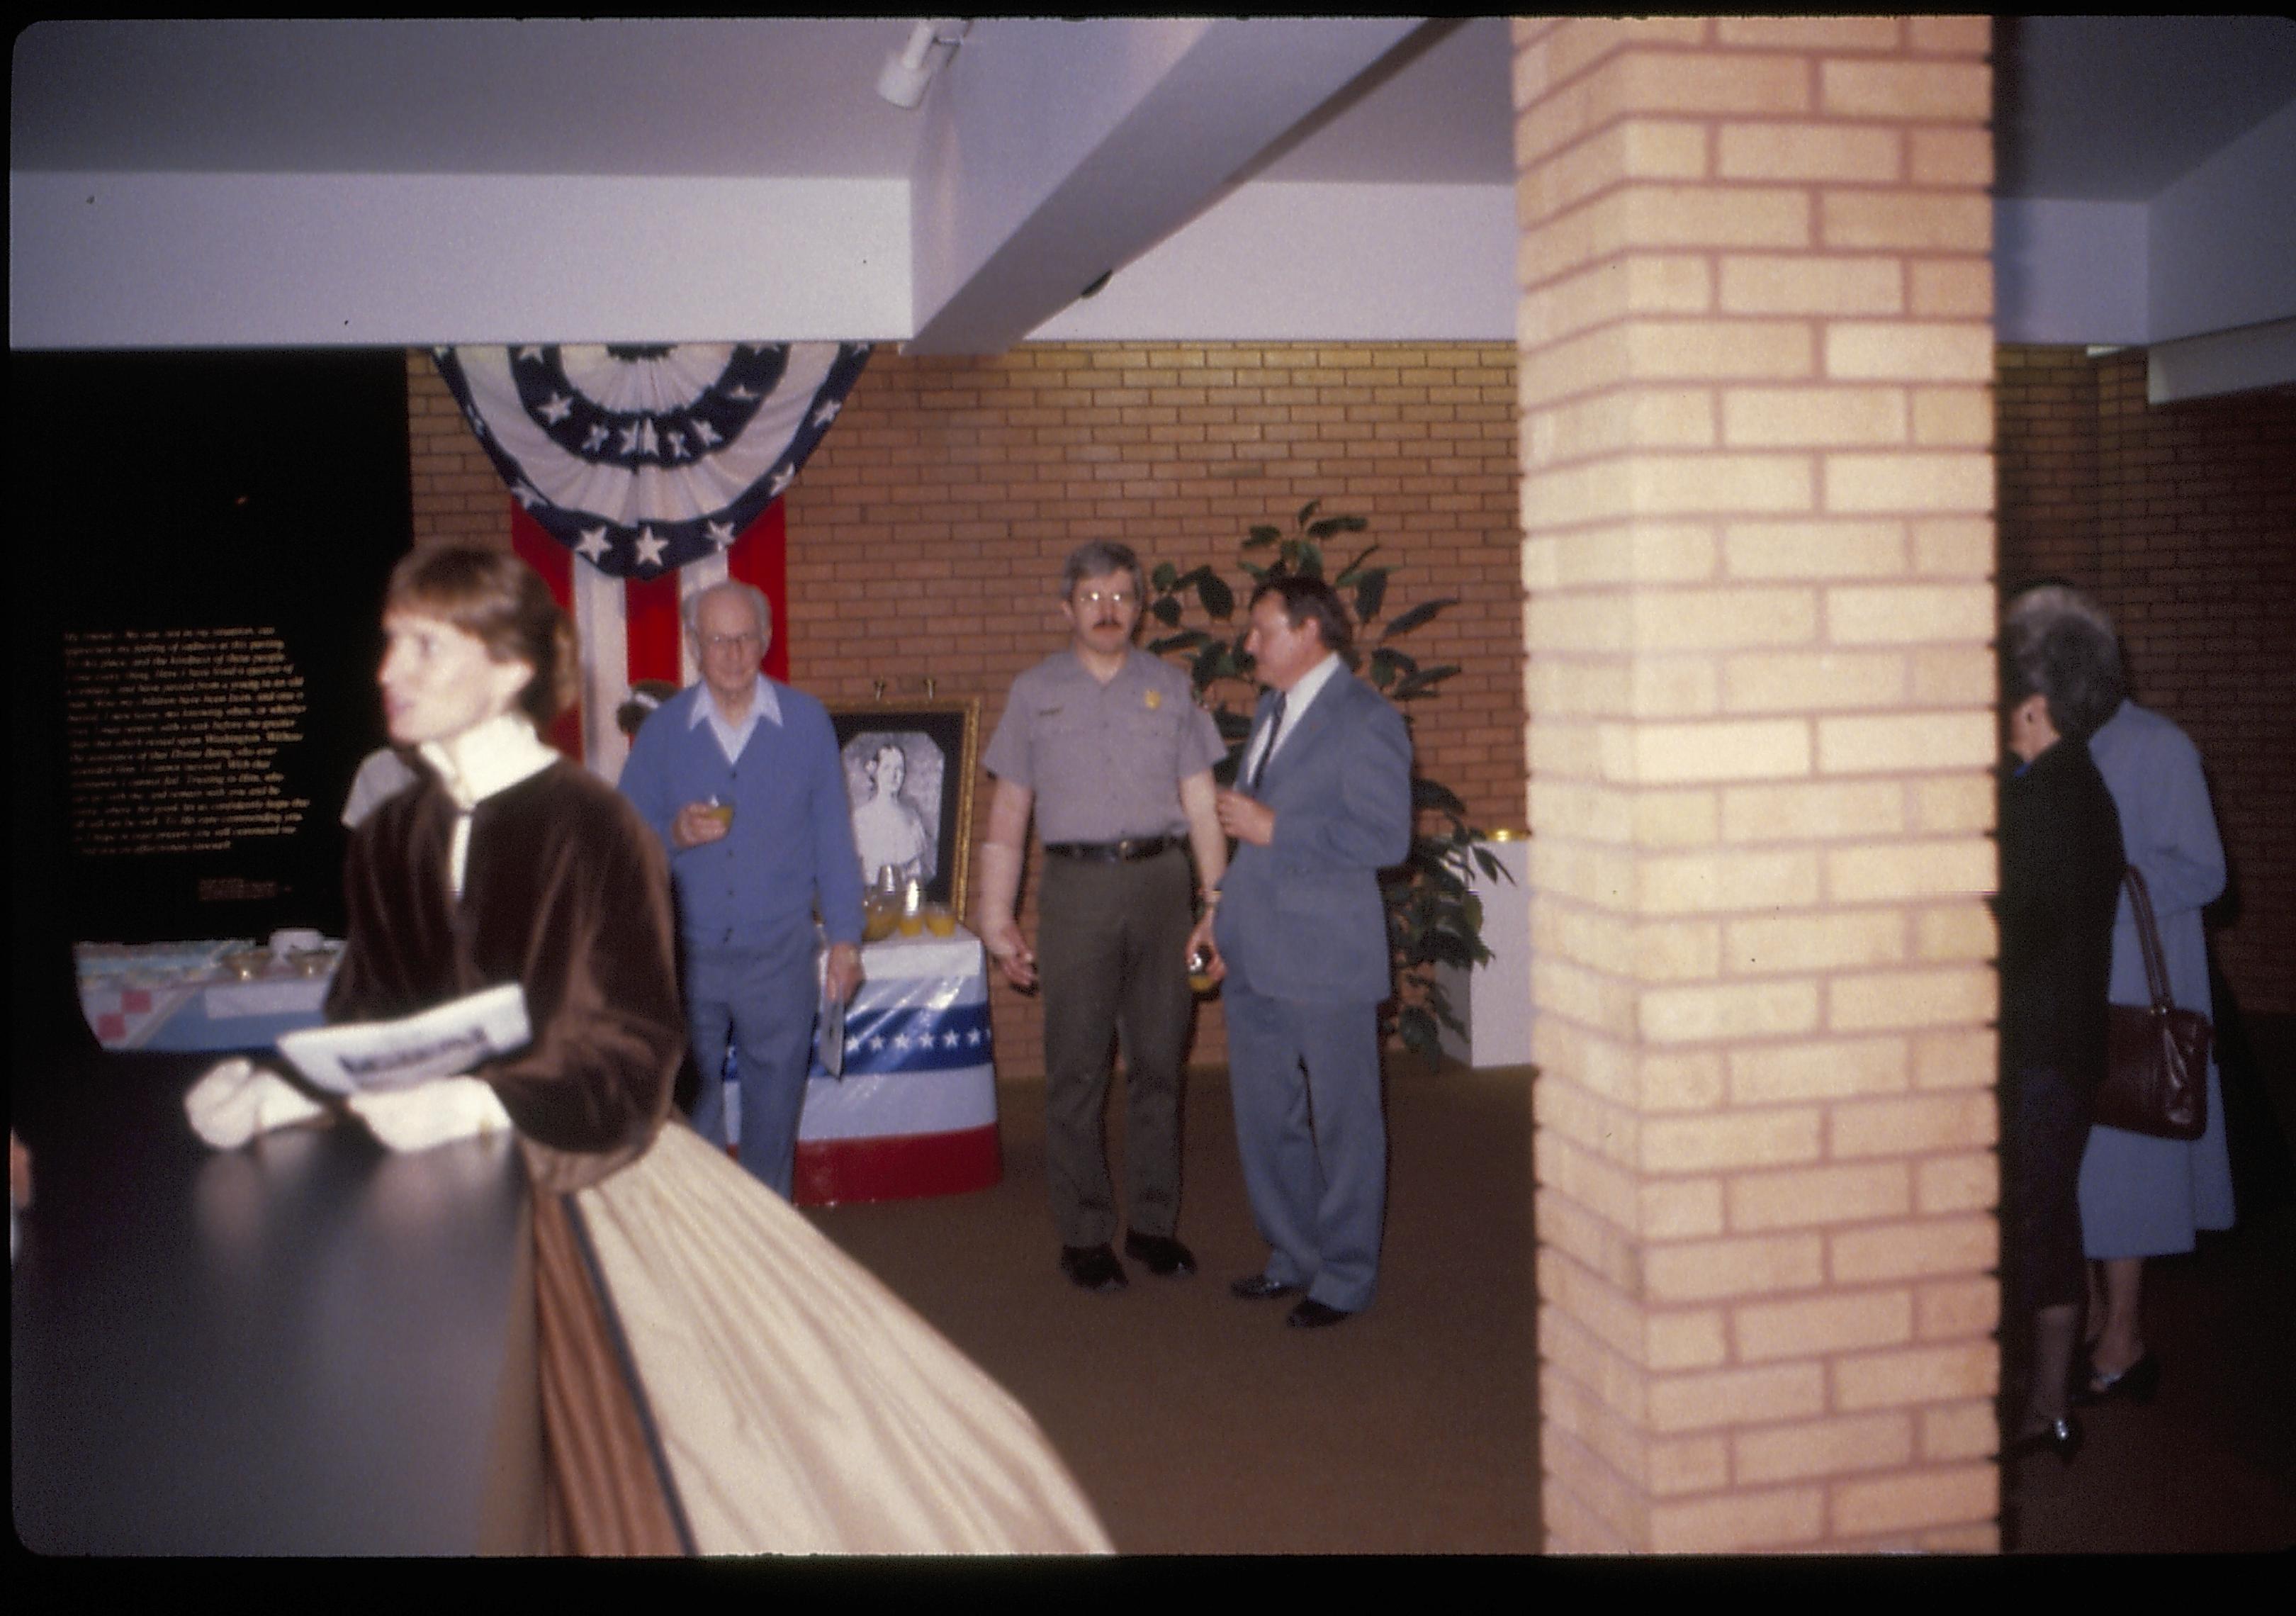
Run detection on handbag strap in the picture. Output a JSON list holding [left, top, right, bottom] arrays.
[[2120, 865, 2176, 1012]]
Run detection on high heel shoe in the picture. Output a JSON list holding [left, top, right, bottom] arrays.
[[2076, 1350, 2161, 1406], [2009, 1415, 2086, 1466]]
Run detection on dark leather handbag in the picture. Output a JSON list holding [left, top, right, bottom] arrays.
[[2095, 866, 2211, 1140]]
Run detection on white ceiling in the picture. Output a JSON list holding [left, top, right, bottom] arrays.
[[14, 16, 2294, 201]]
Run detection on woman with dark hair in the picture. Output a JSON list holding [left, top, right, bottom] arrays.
[[1994, 610, 2127, 1463], [312, 542, 681, 1183], [187, 544, 1107, 1554]]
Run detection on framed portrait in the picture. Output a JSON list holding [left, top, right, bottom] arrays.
[[830, 699, 981, 920]]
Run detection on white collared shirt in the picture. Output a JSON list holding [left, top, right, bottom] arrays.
[[1242, 651, 1341, 783], [689, 674, 784, 765], [417, 711, 561, 899]]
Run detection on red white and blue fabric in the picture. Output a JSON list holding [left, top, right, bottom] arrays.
[[795, 938, 1001, 1204], [432, 342, 870, 780]]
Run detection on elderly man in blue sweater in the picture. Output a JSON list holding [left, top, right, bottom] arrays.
[[621, 580, 866, 1197]]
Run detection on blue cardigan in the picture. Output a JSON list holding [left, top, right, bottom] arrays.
[[619, 682, 866, 953]]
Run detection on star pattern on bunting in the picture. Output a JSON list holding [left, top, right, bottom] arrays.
[[431, 341, 873, 580]]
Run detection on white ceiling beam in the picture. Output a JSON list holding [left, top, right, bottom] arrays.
[[902, 17, 1424, 356], [7, 172, 911, 351], [2146, 318, 2296, 403]]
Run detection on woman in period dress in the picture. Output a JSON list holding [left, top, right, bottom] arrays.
[[187, 544, 1107, 1556], [1994, 607, 2127, 1464]]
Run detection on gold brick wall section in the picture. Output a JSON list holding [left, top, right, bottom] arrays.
[[1515, 16, 2000, 1552], [403, 343, 1526, 1082], [407, 352, 516, 549]]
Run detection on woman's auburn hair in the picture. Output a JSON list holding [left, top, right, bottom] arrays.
[[384, 542, 579, 729]]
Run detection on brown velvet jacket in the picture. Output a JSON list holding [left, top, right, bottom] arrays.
[[327, 758, 683, 1193]]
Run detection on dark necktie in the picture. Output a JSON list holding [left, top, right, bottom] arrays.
[[1249, 692, 1286, 791]]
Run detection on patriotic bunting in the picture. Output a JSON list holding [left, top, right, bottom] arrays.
[[432, 342, 871, 780], [434, 343, 870, 579]]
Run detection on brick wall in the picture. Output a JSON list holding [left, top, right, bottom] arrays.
[[1515, 16, 2000, 1552], [403, 344, 1526, 1079], [407, 352, 513, 546], [1998, 347, 2296, 1016]]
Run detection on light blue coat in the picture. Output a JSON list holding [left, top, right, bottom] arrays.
[[2078, 700, 2237, 1257]]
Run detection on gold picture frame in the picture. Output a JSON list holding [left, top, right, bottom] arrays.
[[828, 698, 981, 921]]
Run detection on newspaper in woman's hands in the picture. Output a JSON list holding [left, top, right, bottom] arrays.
[[275, 983, 531, 1096]]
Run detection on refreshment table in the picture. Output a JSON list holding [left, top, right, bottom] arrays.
[[75, 940, 337, 1054]]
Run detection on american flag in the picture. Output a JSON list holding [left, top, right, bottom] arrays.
[[434, 342, 870, 780]]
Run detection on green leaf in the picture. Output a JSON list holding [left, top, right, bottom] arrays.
[[1334, 543, 1382, 585], [1392, 665, 1461, 700], [1380, 597, 1457, 641], [1351, 568, 1390, 625], [1307, 514, 1368, 542], [1412, 776, 1467, 816], [1196, 572, 1234, 619], [1245, 526, 1281, 549], [1149, 598, 1183, 628], [1151, 561, 1178, 593], [1147, 628, 1207, 656], [1397, 1006, 1441, 1067], [1293, 540, 1324, 578], [1369, 646, 1419, 683], [1295, 499, 1322, 528]]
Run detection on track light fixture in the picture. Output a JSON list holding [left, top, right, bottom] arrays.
[[877, 18, 969, 111]]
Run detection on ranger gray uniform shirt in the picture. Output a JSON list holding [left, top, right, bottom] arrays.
[[981, 649, 1224, 841]]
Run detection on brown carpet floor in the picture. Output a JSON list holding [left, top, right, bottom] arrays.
[[801, 1031, 2296, 1556]]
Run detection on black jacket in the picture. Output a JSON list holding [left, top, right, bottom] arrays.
[[1997, 737, 2125, 1084]]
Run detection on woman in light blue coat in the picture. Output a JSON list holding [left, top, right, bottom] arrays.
[[2078, 698, 2236, 1392], [2008, 586, 2237, 1403]]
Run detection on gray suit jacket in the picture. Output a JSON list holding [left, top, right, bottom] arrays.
[[1213, 666, 1413, 1003]]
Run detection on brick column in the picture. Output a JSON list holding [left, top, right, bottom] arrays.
[[1513, 18, 2000, 1551]]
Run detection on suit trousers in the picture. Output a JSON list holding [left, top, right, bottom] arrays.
[[684, 928, 820, 1200], [1036, 846, 1194, 1249], [1222, 979, 1386, 1313]]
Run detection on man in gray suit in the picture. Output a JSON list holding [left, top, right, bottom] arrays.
[[1203, 574, 1412, 1328]]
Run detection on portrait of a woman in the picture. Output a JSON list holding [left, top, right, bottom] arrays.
[[844, 731, 941, 890]]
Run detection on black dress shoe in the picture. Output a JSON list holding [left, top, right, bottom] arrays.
[[2074, 1350, 2160, 1406], [1122, 1230, 1197, 1277], [1059, 1244, 1128, 1294], [1286, 1298, 1354, 1330], [2008, 1415, 2084, 1466], [1229, 1274, 1300, 1302]]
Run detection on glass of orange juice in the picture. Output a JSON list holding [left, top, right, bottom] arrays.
[[1187, 946, 1217, 995]]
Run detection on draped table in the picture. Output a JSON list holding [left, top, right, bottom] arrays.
[[74, 941, 337, 1054], [792, 926, 1001, 1206]]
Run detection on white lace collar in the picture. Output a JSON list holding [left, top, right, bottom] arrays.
[[418, 712, 558, 812]]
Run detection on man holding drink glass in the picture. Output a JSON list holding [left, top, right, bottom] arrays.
[[621, 581, 865, 1197]]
